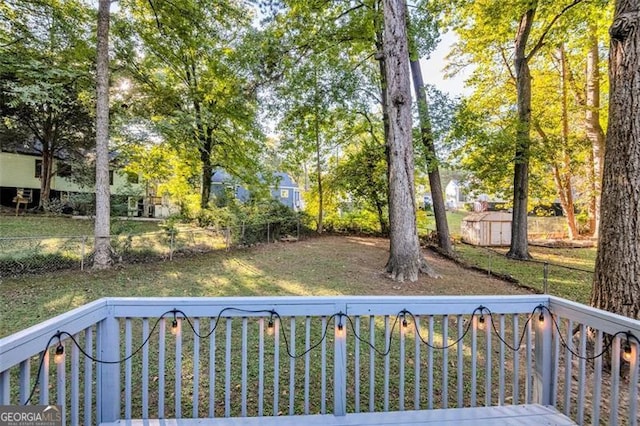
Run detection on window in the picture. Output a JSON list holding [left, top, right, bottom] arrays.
[[57, 163, 72, 177], [126, 172, 139, 184], [35, 159, 42, 178], [280, 189, 289, 199], [109, 170, 114, 185]]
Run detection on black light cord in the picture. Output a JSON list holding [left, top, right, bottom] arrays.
[[23, 304, 639, 406], [538, 305, 640, 361]]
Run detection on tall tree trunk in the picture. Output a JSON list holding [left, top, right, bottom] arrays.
[[199, 135, 212, 209], [382, 0, 436, 281], [592, 0, 640, 320], [585, 23, 606, 238], [314, 77, 323, 234], [39, 149, 53, 207], [409, 60, 452, 254], [558, 45, 578, 239], [93, 0, 112, 269], [507, 8, 535, 260]]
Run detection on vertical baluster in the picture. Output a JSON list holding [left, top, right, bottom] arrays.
[[125, 319, 132, 419], [209, 318, 216, 418], [552, 315, 560, 408], [512, 314, 519, 405], [577, 324, 587, 424], [399, 314, 405, 411], [383, 315, 390, 412], [428, 316, 434, 409], [56, 341, 66, 425], [592, 330, 603, 425], [629, 338, 639, 426], [442, 315, 449, 409], [141, 319, 149, 419], [0, 370, 9, 404], [175, 318, 183, 419], [241, 318, 248, 417], [563, 319, 573, 416], [289, 317, 296, 415], [304, 317, 311, 415], [525, 319, 532, 404], [192, 318, 200, 419], [498, 314, 505, 406], [609, 335, 621, 426], [273, 317, 280, 416], [369, 315, 375, 413], [84, 327, 93, 426], [484, 314, 491, 407], [158, 318, 166, 418], [321, 316, 327, 414], [71, 335, 79, 426], [40, 349, 49, 405], [19, 360, 30, 405], [457, 315, 463, 408], [354, 316, 361, 413], [95, 322, 100, 420], [225, 318, 232, 417], [471, 315, 478, 407], [415, 316, 421, 410], [258, 318, 264, 417]]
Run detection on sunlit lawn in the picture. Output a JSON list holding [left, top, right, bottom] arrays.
[[0, 214, 162, 237]]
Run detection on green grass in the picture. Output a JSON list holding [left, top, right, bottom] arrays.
[[454, 244, 595, 303], [0, 215, 162, 237]]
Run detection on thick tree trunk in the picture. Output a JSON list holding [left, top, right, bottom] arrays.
[[382, 0, 436, 282], [39, 149, 53, 206], [93, 0, 112, 270], [409, 60, 452, 254], [592, 0, 640, 320], [585, 24, 606, 238], [507, 8, 535, 260]]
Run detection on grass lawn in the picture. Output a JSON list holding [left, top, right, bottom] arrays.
[[0, 214, 162, 237], [0, 236, 533, 338]]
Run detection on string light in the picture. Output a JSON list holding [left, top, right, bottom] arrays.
[[171, 309, 180, 336], [623, 336, 633, 363], [54, 343, 64, 365], [477, 314, 486, 331], [266, 316, 274, 336], [25, 304, 640, 407]]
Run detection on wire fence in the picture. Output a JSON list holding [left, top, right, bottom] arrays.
[[0, 219, 306, 278]]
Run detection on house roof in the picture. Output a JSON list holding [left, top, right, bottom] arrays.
[[212, 170, 298, 188]]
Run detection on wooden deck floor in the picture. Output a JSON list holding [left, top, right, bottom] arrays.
[[102, 404, 576, 425]]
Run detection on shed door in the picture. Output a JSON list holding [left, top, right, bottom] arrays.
[[490, 222, 509, 245]]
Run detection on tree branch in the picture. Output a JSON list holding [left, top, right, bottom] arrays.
[[527, 0, 585, 59]]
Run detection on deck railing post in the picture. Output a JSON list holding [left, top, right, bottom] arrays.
[[98, 306, 121, 423], [533, 309, 554, 406], [334, 303, 348, 416]]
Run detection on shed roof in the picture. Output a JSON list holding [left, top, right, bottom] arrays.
[[462, 212, 512, 223]]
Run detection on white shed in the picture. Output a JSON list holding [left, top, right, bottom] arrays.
[[461, 212, 512, 246]]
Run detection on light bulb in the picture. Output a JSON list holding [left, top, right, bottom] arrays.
[[336, 320, 344, 337], [266, 319, 274, 336], [623, 343, 633, 363], [477, 315, 486, 331], [54, 344, 64, 364], [402, 317, 408, 329], [538, 313, 545, 324], [171, 319, 179, 336]]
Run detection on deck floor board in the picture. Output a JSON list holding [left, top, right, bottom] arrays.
[[102, 404, 576, 426]]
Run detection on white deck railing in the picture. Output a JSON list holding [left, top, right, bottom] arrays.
[[0, 296, 638, 425]]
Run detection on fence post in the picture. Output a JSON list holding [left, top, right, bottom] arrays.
[[533, 308, 554, 406], [97, 307, 120, 423], [169, 230, 175, 261], [543, 262, 549, 294], [225, 227, 231, 250], [333, 304, 347, 416], [267, 222, 270, 244], [81, 236, 87, 271]]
